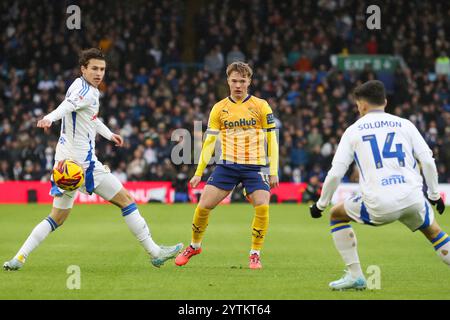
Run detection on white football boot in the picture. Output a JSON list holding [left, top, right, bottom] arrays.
[[151, 243, 184, 268], [3, 258, 24, 271], [329, 270, 367, 290]]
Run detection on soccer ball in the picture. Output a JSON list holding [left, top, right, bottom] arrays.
[[53, 159, 85, 191]]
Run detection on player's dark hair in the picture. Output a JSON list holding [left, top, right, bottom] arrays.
[[352, 80, 386, 106], [79, 48, 106, 68]]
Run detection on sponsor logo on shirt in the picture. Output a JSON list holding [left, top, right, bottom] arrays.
[[381, 175, 406, 186], [224, 118, 257, 128]]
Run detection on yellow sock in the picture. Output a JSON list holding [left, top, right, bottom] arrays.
[[192, 206, 211, 245], [251, 204, 269, 251]]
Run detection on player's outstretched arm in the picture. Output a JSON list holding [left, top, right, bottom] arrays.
[[44, 100, 78, 123], [419, 154, 445, 214], [191, 133, 218, 187], [92, 117, 122, 144], [418, 155, 445, 214], [309, 166, 344, 219], [310, 129, 353, 218], [265, 129, 279, 188], [314, 162, 347, 212], [408, 121, 443, 213], [191, 104, 220, 188], [37, 118, 52, 131], [37, 99, 79, 131]]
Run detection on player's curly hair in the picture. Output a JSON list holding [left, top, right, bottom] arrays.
[[79, 48, 106, 68], [226, 61, 253, 79]]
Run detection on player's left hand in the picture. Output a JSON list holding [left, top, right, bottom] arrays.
[[269, 175, 279, 189], [309, 203, 323, 219], [428, 197, 445, 215], [111, 134, 124, 147]]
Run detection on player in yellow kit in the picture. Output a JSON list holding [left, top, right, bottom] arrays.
[[175, 62, 279, 269]]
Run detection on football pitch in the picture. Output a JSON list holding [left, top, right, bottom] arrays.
[[1, 203, 449, 300]]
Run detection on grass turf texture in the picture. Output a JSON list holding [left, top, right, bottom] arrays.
[[1, 203, 449, 300]]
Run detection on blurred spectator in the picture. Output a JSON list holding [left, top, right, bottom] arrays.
[[366, 35, 378, 55], [112, 161, 128, 184], [307, 127, 323, 152], [12, 161, 23, 181], [435, 52, 450, 77], [173, 165, 190, 203], [143, 139, 158, 165], [226, 45, 245, 65], [0, 160, 12, 181], [291, 141, 309, 168], [127, 146, 147, 180], [204, 45, 224, 73], [287, 44, 301, 67], [301, 175, 322, 203]]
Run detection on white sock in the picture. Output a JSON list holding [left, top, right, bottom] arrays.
[[431, 232, 450, 266], [250, 249, 260, 256], [330, 221, 364, 279], [190, 242, 201, 249], [122, 203, 161, 258], [14, 216, 58, 263]]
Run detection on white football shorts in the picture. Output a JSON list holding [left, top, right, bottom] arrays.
[[344, 193, 435, 232]]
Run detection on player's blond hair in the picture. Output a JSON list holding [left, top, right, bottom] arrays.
[[226, 61, 253, 79]]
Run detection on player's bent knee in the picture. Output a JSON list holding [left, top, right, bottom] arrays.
[[252, 199, 269, 207], [120, 188, 135, 204], [94, 173, 126, 205], [247, 190, 270, 207], [252, 195, 270, 207], [109, 188, 135, 209], [198, 186, 230, 210], [197, 199, 217, 210], [329, 203, 350, 222]]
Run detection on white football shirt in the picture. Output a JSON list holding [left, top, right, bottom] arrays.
[[44, 77, 113, 165], [318, 110, 440, 213]]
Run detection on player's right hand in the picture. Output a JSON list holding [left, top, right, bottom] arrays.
[[309, 203, 323, 219], [190, 175, 201, 188], [37, 118, 52, 132], [428, 197, 445, 215], [269, 175, 279, 189], [111, 133, 124, 147]]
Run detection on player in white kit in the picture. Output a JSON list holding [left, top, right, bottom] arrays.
[[309, 80, 448, 290], [3, 48, 183, 271]]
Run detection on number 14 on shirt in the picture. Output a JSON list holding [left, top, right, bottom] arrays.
[[362, 132, 406, 168]]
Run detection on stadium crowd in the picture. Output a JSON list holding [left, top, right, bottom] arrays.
[[0, 0, 449, 197]]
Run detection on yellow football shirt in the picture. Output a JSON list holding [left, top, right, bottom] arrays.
[[207, 95, 276, 165]]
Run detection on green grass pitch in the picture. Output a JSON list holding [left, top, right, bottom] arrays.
[[1, 203, 449, 300]]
